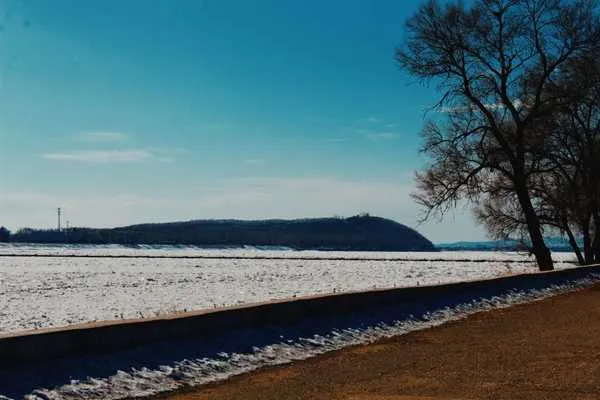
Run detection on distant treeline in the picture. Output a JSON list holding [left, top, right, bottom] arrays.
[[0, 226, 9, 242], [437, 237, 581, 253], [3, 215, 436, 251]]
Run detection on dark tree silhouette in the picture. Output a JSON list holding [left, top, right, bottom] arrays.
[[397, 0, 600, 270], [10, 216, 436, 251], [476, 55, 600, 265], [550, 56, 600, 263], [0, 226, 10, 242]]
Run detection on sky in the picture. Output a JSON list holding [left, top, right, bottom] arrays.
[[0, 0, 486, 243]]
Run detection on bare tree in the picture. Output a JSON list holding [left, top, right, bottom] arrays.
[[544, 55, 600, 263], [467, 55, 600, 265], [397, 0, 600, 270], [474, 172, 588, 264]]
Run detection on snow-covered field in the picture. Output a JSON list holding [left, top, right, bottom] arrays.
[[0, 242, 579, 260], [2, 268, 598, 400], [0, 244, 578, 334], [0, 244, 593, 400]]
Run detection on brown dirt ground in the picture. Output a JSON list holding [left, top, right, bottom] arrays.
[[151, 285, 600, 400]]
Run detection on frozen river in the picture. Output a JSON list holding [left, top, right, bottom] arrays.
[[0, 244, 578, 333], [0, 244, 589, 400]]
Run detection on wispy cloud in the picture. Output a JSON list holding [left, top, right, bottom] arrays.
[[244, 158, 267, 165], [437, 105, 466, 114], [0, 176, 487, 241], [43, 127, 191, 164], [42, 147, 189, 164], [350, 128, 370, 134], [367, 117, 382, 123], [76, 132, 130, 142], [43, 149, 152, 163], [326, 138, 348, 143], [438, 99, 525, 114], [368, 132, 399, 140], [0, 177, 417, 229], [200, 122, 230, 131], [146, 147, 190, 156]]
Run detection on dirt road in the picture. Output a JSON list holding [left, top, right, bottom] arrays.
[[151, 285, 600, 400]]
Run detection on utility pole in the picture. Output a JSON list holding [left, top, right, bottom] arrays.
[[57, 207, 61, 232]]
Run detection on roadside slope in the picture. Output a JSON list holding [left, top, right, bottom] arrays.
[[156, 285, 600, 400]]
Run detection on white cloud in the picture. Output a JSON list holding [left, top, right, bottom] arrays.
[[76, 132, 129, 142], [0, 177, 416, 229], [243, 158, 267, 165], [367, 117, 382, 123], [200, 122, 230, 131], [146, 147, 189, 155], [326, 138, 348, 143], [42, 148, 188, 164], [207, 177, 414, 215], [438, 105, 468, 114], [439, 99, 525, 114], [347, 125, 401, 141], [43, 149, 153, 163], [0, 176, 486, 242], [368, 132, 399, 140]]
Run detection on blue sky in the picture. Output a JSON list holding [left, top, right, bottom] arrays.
[[0, 0, 485, 242]]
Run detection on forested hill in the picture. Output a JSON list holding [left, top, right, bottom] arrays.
[[9, 215, 435, 251]]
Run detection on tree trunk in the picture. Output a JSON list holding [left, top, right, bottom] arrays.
[[592, 211, 600, 263], [565, 223, 585, 265], [582, 217, 594, 264], [514, 183, 553, 271]]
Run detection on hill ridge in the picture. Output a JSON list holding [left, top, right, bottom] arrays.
[[10, 215, 435, 252]]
